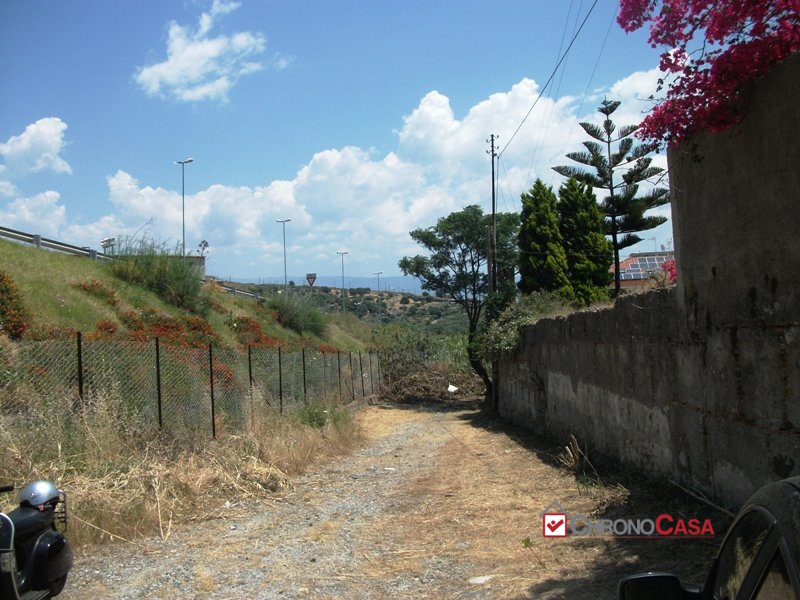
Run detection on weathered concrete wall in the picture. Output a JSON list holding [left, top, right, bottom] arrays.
[[499, 54, 800, 509], [670, 53, 800, 330]]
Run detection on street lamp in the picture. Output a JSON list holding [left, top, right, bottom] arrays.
[[337, 251, 349, 313], [175, 158, 193, 256], [276, 219, 291, 293], [374, 271, 383, 292]]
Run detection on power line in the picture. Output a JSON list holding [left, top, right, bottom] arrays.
[[498, 0, 600, 159], [497, 156, 517, 214], [551, 0, 588, 110], [553, 4, 619, 170], [524, 0, 583, 190], [500, 1, 617, 216]]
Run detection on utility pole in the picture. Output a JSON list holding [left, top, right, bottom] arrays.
[[486, 135, 498, 297], [486, 134, 499, 413]]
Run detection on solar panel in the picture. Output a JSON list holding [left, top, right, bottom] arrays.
[[614, 252, 675, 281]]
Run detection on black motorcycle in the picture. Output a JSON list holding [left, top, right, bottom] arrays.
[[0, 481, 73, 599]]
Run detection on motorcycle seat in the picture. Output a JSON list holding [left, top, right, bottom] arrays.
[[6, 506, 53, 541]]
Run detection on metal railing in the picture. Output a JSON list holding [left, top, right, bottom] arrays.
[[0, 225, 114, 262]]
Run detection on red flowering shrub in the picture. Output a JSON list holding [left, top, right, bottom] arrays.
[[186, 315, 214, 334], [618, 0, 800, 146], [184, 315, 218, 346], [96, 319, 118, 335], [72, 278, 119, 306], [0, 270, 30, 339], [116, 309, 218, 346], [662, 258, 677, 282], [228, 315, 278, 347], [147, 313, 185, 339]]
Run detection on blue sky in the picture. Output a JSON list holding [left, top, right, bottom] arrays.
[[0, 0, 671, 284]]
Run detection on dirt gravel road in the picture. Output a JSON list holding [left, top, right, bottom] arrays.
[[61, 398, 728, 599]]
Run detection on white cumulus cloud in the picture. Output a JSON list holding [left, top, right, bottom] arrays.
[[135, 0, 268, 103], [0, 117, 72, 177], [0, 191, 66, 235], [16, 71, 669, 278], [0, 170, 16, 197]]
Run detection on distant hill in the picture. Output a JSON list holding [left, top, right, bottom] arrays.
[[219, 274, 425, 296]]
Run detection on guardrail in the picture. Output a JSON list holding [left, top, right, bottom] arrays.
[[0, 225, 114, 262], [216, 282, 258, 300]]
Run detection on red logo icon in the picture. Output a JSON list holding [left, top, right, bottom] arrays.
[[541, 501, 568, 538]]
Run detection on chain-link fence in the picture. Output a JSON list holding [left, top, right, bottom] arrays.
[[0, 333, 382, 440]]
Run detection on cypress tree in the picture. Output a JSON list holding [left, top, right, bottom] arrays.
[[558, 178, 612, 306], [518, 179, 573, 300]]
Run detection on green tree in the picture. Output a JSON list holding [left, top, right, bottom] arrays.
[[553, 99, 669, 295], [518, 179, 573, 300], [557, 178, 612, 305], [398, 205, 518, 399]]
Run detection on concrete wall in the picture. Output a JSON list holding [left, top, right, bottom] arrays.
[[670, 53, 800, 330], [498, 54, 800, 509]]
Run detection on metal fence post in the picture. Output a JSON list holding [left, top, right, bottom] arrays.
[[302, 348, 307, 404], [278, 346, 283, 414], [349, 352, 355, 401], [359, 351, 365, 397], [208, 343, 216, 439], [248, 345, 254, 390], [155, 337, 163, 429], [337, 351, 342, 402], [368, 351, 374, 395], [76, 331, 84, 402]]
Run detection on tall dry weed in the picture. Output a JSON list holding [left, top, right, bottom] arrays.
[[230, 385, 361, 474], [0, 384, 361, 548]]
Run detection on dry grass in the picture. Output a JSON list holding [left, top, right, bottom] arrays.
[[354, 399, 731, 599], [0, 385, 361, 549], [380, 361, 485, 404], [556, 433, 602, 485]]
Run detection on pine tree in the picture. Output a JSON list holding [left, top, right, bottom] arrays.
[[558, 178, 612, 306], [553, 99, 669, 295], [518, 179, 573, 300]]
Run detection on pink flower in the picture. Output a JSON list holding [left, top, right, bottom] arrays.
[[662, 259, 677, 282], [618, 0, 800, 146]]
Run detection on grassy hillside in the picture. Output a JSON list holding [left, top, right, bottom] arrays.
[[0, 238, 468, 350], [0, 238, 361, 350]]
